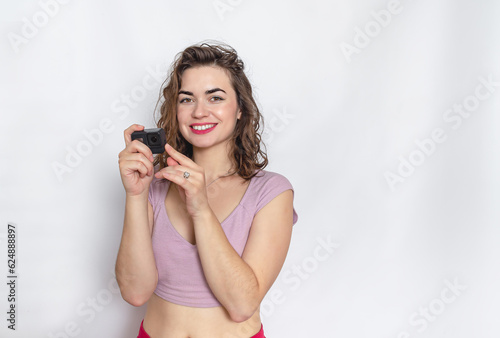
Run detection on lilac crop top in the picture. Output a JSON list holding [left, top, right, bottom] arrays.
[[147, 169, 298, 308]]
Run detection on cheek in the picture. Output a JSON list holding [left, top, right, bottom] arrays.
[[176, 108, 188, 123], [218, 104, 239, 119]]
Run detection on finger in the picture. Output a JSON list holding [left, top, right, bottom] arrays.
[[124, 124, 145, 146], [122, 153, 154, 176], [121, 158, 150, 178], [166, 156, 179, 166], [155, 165, 194, 181], [126, 139, 155, 162], [157, 169, 191, 187], [154, 165, 182, 179], [164, 143, 193, 168]]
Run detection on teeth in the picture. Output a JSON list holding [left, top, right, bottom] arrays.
[[192, 124, 216, 131]]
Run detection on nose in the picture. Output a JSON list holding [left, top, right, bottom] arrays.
[[192, 102, 210, 118]]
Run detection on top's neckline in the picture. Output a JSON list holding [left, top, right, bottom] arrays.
[[159, 171, 259, 247]]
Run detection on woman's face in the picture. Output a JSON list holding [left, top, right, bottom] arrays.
[[177, 66, 241, 150]]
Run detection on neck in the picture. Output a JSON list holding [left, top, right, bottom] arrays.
[[192, 141, 236, 184]]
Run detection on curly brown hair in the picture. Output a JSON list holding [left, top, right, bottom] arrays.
[[152, 42, 268, 181]]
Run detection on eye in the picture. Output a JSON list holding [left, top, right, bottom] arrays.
[[210, 96, 224, 102], [179, 97, 193, 103]]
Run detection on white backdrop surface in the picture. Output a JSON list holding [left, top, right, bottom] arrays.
[[1, 0, 499, 337]]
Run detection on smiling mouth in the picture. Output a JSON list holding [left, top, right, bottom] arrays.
[[190, 123, 217, 131]]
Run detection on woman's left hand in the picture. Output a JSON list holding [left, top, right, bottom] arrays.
[[154, 143, 210, 219]]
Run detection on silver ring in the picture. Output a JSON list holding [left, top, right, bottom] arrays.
[[183, 171, 190, 179]]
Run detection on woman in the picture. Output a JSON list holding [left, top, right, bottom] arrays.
[[116, 42, 298, 338]]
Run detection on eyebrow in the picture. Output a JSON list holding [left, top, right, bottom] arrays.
[[178, 88, 226, 96]]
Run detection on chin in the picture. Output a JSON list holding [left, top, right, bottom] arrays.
[[188, 139, 217, 148]]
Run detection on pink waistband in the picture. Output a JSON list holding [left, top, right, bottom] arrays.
[[138, 320, 265, 338], [137, 320, 150, 338]]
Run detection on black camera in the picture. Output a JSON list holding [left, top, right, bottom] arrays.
[[131, 128, 166, 154]]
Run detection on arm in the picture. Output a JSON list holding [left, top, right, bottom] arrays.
[[155, 143, 294, 321], [115, 190, 158, 307], [192, 189, 294, 322], [116, 124, 158, 307]]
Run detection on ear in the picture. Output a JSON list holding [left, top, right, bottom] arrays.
[[237, 109, 242, 120]]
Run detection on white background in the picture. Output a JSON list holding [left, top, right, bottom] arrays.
[[1, 0, 499, 337]]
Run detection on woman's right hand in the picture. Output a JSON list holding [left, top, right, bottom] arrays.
[[118, 124, 156, 196]]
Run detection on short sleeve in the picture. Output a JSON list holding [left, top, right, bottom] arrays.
[[255, 173, 298, 226]]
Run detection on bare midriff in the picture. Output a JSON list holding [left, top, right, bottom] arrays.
[[143, 293, 262, 338]]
